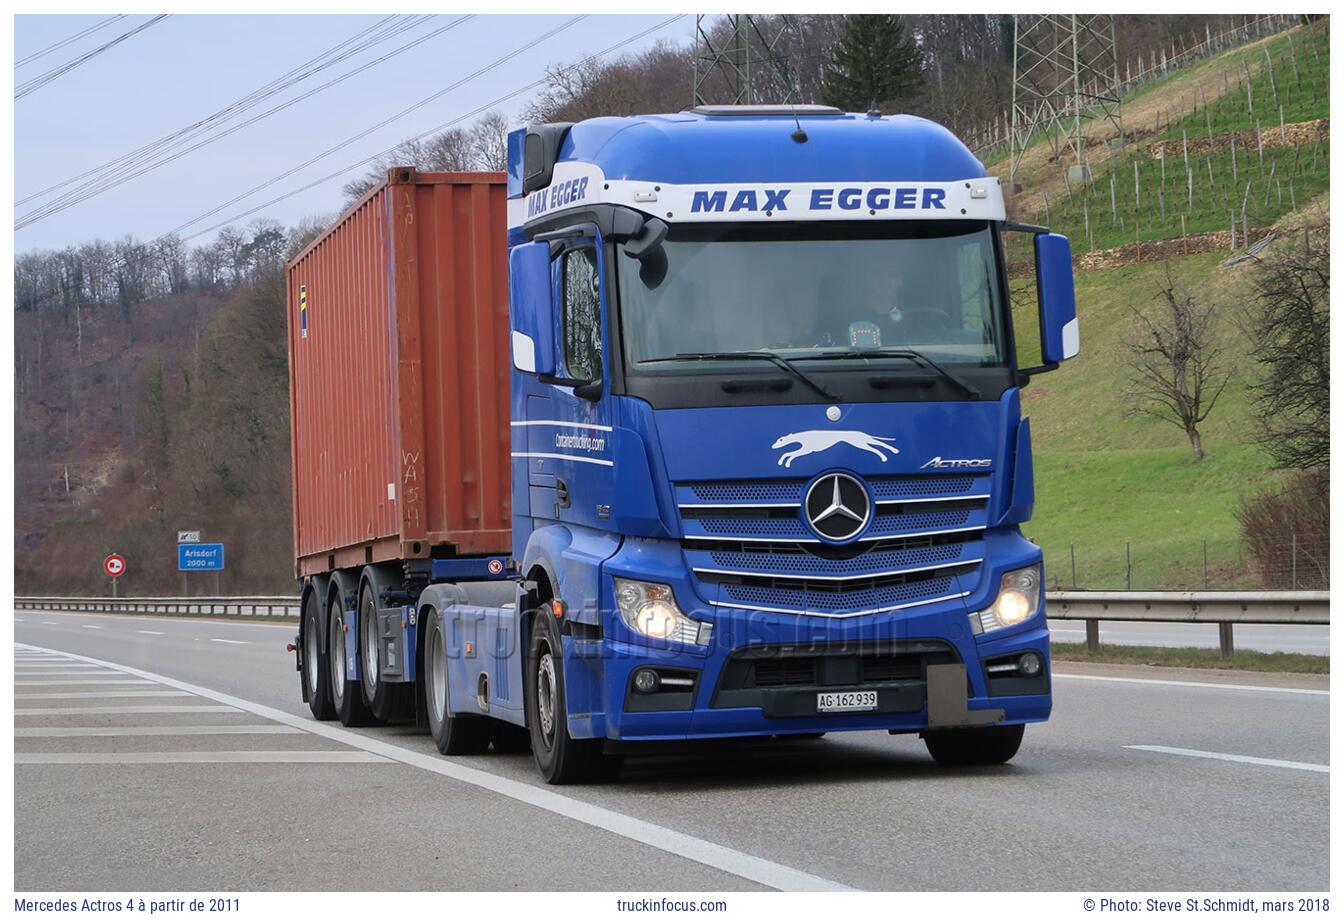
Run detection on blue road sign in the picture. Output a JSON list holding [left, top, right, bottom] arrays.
[[178, 543, 225, 571]]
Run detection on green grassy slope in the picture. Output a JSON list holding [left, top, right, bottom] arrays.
[[997, 23, 1331, 588]]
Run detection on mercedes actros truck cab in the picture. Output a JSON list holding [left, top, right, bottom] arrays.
[[289, 104, 1079, 784]]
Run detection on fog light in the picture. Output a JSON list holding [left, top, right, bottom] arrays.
[[1019, 652, 1043, 676], [633, 668, 660, 694]]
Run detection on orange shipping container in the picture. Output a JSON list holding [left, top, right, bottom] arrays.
[[285, 169, 511, 577]]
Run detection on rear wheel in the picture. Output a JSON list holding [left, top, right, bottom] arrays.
[[358, 581, 413, 721], [330, 593, 372, 727], [526, 612, 620, 784], [923, 724, 1025, 766], [302, 590, 334, 721], [423, 606, 491, 754]]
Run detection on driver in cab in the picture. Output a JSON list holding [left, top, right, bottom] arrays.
[[822, 266, 949, 349]]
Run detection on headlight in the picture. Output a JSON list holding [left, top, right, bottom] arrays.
[[970, 564, 1042, 634], [613, 578, 710, 646]]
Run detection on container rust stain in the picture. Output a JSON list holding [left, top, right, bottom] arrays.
[[286, 169, 510, 576]]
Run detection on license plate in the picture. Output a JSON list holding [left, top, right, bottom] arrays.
[[817, 690, 878, 713]]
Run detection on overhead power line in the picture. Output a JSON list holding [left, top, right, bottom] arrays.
[[18, 15, 414, 206], [16, 15, 171, 100], [16, 15, 126, 68], [177, 14, 688, 243], [165, 14, 592, 238], [17, 10, 687, 311], [15, 15, 466, 227]]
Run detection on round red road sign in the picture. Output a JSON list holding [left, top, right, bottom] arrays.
[[103, 554, 126, 578]]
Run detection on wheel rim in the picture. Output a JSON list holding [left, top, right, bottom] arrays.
[[304, 611, 318, 695], [362, 591, 378, 693], [329, 608, 345, 705], [537, 647, 557, 746], [430, 622, 447, 724]]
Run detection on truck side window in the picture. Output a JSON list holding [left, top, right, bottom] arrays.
[[562, 247, 603, 382]]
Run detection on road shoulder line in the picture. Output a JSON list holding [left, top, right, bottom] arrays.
[[15, 642, 852, 893]]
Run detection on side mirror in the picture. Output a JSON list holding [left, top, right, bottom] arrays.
[[508, 242, 556, 377], [1035, 233, 1079, 367]]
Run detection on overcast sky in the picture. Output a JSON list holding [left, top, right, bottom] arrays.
[[14, 13, 688, 253]]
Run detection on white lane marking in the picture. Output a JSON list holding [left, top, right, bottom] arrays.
[[16, 642, 851, 893], [1126, 745, 1329, 774], [80, 625, 103, 630], [12, 666, 107, 672], [17, 725, 303, 738], [15, 690, 194, 700], [1054, 672, 1327, 697], [15, 618, 24, 622], [136, 630, 165, 636], [15, 705, 241, 715], [209, 638, 246, 645], [15, 674, 153, 682], [16, 751, 391, 765], [16, 610, 295, 629], [42, 621, 58, 625]]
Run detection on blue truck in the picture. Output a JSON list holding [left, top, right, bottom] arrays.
[[289, 104, 1078, 784]]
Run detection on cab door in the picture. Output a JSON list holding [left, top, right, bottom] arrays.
[[526, 235, 615, 530]]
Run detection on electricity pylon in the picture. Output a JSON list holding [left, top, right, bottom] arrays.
[[692, 14, 798, 106], [1010, 14, 1124, 180]]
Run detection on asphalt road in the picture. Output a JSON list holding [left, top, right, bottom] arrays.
[[13, 610, 1330, 892]]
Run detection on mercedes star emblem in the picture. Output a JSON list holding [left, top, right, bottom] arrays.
[[803, 473, 871, 542]]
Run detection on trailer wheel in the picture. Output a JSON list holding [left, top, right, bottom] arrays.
[[302, 590, 334, 720], [330, 592, 373, 727], [526, 612, 620, 784], [923, 724, 1025, 766], [357, 581, 413, 721], [423, 606, 491, 754]]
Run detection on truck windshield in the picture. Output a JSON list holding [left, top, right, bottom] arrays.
[[618, 221, 1007, 369]]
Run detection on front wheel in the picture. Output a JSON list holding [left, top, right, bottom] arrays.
[[526, 612, 620, 784], [422, 606, 492, 754], [923, 723, 1025, 766]]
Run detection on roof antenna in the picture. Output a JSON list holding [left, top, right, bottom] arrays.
[[790, 104, 808, 144], [867, 100, 881, 119]]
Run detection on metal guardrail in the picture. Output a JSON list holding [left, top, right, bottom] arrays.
[[15, 596, 300, 618], [15, 591, 1330, 657], [1048, 590, 1330, 657]]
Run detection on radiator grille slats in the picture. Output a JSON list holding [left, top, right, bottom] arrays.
[[677, 473, 992, 616]]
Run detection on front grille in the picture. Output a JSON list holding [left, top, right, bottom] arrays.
[[721, 573, 961, 614], [716, 641, 960, 695], [678, 473, 991, 616], [752, 659, 817, 687]]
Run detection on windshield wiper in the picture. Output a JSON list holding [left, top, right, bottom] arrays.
[[797, 348, 981, 398], [643, 351, 841, 400]]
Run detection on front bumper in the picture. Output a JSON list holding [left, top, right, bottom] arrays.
[[566, 601, 1051, 741]]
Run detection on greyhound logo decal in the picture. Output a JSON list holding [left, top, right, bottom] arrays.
[[771, 430, 900, 467]]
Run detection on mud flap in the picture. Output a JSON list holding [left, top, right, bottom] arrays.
[[926, 663, 1004, 727]]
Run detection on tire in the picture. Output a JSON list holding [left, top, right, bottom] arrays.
[[330, 591, 373, 727], [526, 612, 620, 784], [923, 724, 1025, 766], [492, 722, 532, 754], [357, 581, 413, 722], [302, 590, 334, 721], [423, 606, 491, 755]]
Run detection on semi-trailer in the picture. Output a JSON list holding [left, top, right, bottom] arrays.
[[287, 104, 1079, 783]]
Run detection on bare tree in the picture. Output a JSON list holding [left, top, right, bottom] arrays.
[[1244, 229, 1329, 470], [1124, 270, 1232, 460], [468, 111, 510, 171]]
